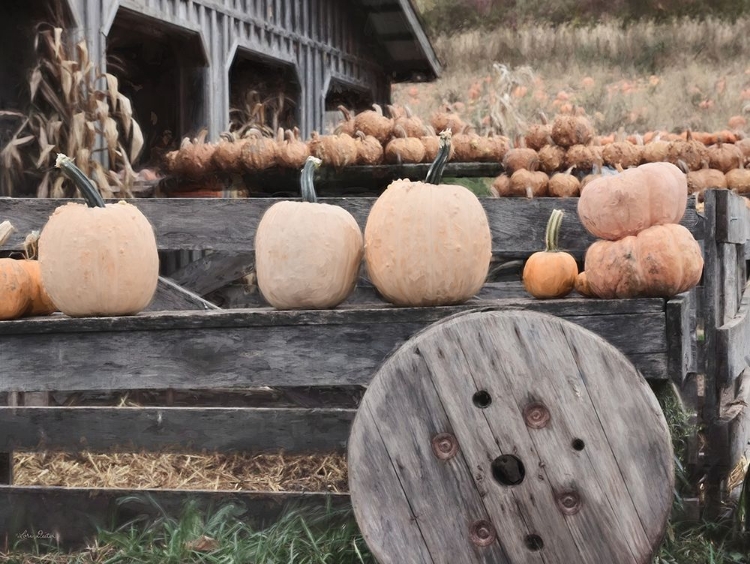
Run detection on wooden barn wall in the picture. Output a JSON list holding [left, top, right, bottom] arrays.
[[62, 0, 392, 139]]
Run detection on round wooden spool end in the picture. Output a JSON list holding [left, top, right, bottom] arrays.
[[348, 310, 674, 564]]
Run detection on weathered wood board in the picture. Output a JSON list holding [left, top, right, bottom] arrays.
[[0, 198, 704, 259], [0, 406, 355, 454], [349, 310, 674, 564], [1, 486, 348, 549], [0, 298, 675, 393], [717, 282, 750, 385]]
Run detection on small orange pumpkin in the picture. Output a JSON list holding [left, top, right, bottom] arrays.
[[523, 209, 578, 299]]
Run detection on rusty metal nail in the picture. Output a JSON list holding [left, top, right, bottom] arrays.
[[556, 490, 582, 515], [469, 520, 496, 547], [523, 402, 551, 429], [431, 433, 459, 460]]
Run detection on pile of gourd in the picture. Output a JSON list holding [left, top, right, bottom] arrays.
[[162, 104, 511, 179], [491, 113, 750, 200], [523, 162, 704, 301]]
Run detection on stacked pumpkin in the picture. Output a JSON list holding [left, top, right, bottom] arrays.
[[576, 162, 704, 299]]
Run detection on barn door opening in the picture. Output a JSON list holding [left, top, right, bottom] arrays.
[[228, 50, 301, 136], [106, 9, 208, 170], [324, 79, 373, 134]]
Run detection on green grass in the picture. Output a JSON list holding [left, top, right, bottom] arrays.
[[4, 384, 748, 563]]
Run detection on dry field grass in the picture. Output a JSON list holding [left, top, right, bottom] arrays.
[[393, 17, 750, 139]]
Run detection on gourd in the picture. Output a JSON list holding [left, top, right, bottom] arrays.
[[384, 126, 426, 164], [548, 167, 581, 197], [38, 154, 159, 317], [354, 104, 393, 144], [667, 130, 708, 171], [355, 131, 384, 165], [575, 272, 595, 297], [391, 104, 425, 138], [241, 128, 278, 171], [565, 144, 597, 171], [523, 209, 578, 299], [602, 136, 643, 168], [726, 163, 750, 194], [508, 169, 548, 198], [707, 140, 743, 173], [212, 131, 245, 173], [584, 224, 703, 299], [364, 132, 492, 307], [335, 105, 357, 137], [538, 141, 566, 173], [524, 112, 551, 151], [276, 128, 310, 169], [578, 162, 687, 240], [551, 113, 594, 148], [255, 157, 363, 309], [503, 139, 539, 174], [642, 134, 670, 163], [308, 131, 358, 169]]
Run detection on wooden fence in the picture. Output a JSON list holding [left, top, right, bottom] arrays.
[[0, 190, 747, 548]]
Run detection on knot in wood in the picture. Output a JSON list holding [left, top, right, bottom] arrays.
[[431, 433, 459, 460], [469, 520, 496, 547], [556, 490, 582, 515], [523, 402, 550, 429]]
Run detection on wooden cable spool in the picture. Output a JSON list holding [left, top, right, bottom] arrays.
[[348, 309, 673, 564]]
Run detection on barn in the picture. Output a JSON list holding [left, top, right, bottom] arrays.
[[1, 0, 440, 158]]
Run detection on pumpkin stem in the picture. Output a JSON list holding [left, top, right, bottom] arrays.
[[300, 156, 322, 203], [23, 231, 40, 260], [425, 130, 452, 185], [55, 153, 106, 208], [0, 220, 15, 247], [544, 209, 565, 252]]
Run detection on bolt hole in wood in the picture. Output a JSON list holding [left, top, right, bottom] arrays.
[[431, 433, 459, 460], [491, 454, 525, 486], [572, 438, 585, 451], [524, 534, 544, 551], [469, 519, 497, 547], [472, 390, 492, 408]]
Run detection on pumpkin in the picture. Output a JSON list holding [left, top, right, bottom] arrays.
[[681, 160, 727, 201], [707, 140, 743, 173], [38, 154, 160, 317], [538, 141, 566, 173], [355, 131, 384, 165], [580, 163, 603, 190], [565, 144, 597, 171], [384, 125, 426, 164], [523, 209, 578, 299], [726, 164, 750, 194], [602, 139, 643, 169], [491, 174, 511, 197], [335, 105, 357, 137], [19, 230, 57, 316], [548, 167, 581, 197], [525, 112, 551, 151], [421, 126, 455, 163], [728, 115, 747, 130], [578, 162, 687, 240], [0, 221, 33, 320], [364, 132, 492, 307], [452, 126, 477, 162], [667, 130, 708, 171], [255, 157, 363, 310], [173, 134, 216, 178], [574, 272, 595, 297], [241, 128, 278, 171], [584, 224, 703, 299], [430, 104, 466, 135], [391, 104, 425, 138], [551, 114, 594, 148], [276, 128, 310, 169], [503, 141, 539, 174], [308, 131, 358, 169], [509, 169, 548, 198], [642, 134, 670, 163], [485, 132, 510, 162], [735, 137, 750, 162], [212, 132, 245, 173], [354, 104, 393, 144]]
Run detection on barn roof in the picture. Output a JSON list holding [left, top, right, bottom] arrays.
[[358, 0, 441, 82]]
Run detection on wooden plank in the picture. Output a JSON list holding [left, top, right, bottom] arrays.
[[349, 310, 670, 564], [148, 276, 221, 310], [720, 243, 741, 323], [0, 310, 669, 392], [702, 190, 722, 424], [0, 198, 705, 258], [666, 291, 697, 385], [717, 282, 750, 386], [1, 486, 348, 549], [729, 368, 750, 500], [0, 406, 354, 453], [715, 189, 750, 244]]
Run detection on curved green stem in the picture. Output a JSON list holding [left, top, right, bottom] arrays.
[[55, 153, 106, 208], [545, 209, 564, 252], [300, 156, 322, 202], [425, 130, 452, 185]]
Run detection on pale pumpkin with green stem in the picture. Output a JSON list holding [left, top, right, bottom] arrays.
[[255, 156, 363, 310], [38, 154, 159, 317], [523, 209, 578, 299], [364, 131, 492, 307]]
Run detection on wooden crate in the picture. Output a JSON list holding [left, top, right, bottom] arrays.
[[0, 191, 736, 548]]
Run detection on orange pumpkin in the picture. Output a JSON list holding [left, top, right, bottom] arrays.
[[523, 209, 578, 299], [584, 224, 703, 299], [574, 271, 595, 297], [578, 162, 687, 240]]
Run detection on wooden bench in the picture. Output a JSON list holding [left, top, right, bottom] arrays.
[[0, 192, 718, 547]]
